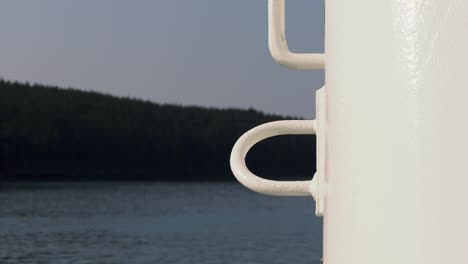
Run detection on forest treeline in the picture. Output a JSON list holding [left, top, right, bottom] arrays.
[[0, 79, 316, 181]]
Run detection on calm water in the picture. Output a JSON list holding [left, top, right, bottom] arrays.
[[0, 182, 322, 264]]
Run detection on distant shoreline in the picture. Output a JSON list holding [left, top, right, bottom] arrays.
[[0, 170, 237, 182], [0, 79, 316, 182], [0, 171, 311, 182]]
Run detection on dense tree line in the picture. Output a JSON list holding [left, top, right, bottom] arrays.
[[0, 79, 316, 181]]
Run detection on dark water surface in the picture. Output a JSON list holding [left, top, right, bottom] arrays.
[[0, 182, 322, 264]]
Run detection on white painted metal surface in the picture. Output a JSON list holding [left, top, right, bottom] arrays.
[[230, 87, 326, 216], [231, 0, 468, 263], [230, 119, 316, 196], [268, 0, 324, 69]]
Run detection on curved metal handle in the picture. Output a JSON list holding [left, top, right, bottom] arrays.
[[268, 0, 325, 69], [230, 120, 317, 196]]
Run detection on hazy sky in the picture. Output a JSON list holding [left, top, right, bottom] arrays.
[[0, 0, 324, 118]]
